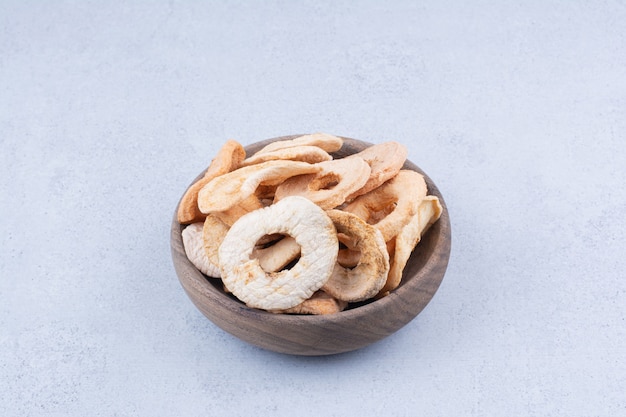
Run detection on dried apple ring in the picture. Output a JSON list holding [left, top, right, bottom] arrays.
[[177, 139, 245, 224], [345, 141, 408, 201], [211, 194, 264, 226], [343, 170, 427, 242], [322, 210, 389, 302], [274, 290, 348, 315], [197, 160, 322, 213], [218, 196, 338, 311], [242, 145, 332, 167], [254, 133, 343, 155], [378, 196, 442, 297], [182, 222, 221, 278], [202, 213, 231, 267], [273, 157, 371, 209]]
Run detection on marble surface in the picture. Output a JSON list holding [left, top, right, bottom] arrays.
[[1, 1, 625, 415]]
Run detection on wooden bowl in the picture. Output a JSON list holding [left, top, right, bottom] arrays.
[[170, 135, 451, 356]]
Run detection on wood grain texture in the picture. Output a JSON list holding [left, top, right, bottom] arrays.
[[170, 135, 452, 356]]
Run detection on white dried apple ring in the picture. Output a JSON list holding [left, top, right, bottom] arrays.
[[197, 160, 322, 213], [254, 133, 343, 155], [218, 196, 338, 311], [177, 139, 245, 224], [343, 170, 427, 242], [273, 157, 371, 209], [378, 196, 442, 297], [182, 222, 221, 278], [242, 145, 332, 167], [345, 141, 408, 201], [322, 210, 389, 302], [274, 290, 348, 315]]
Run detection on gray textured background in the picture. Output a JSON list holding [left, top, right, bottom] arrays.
[[1, 1, 625, 416]]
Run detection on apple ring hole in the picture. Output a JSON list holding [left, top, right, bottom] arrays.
[[367, 201, 397, 225], [252, 233, 302, 273], [309, 173, 340, 191]]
